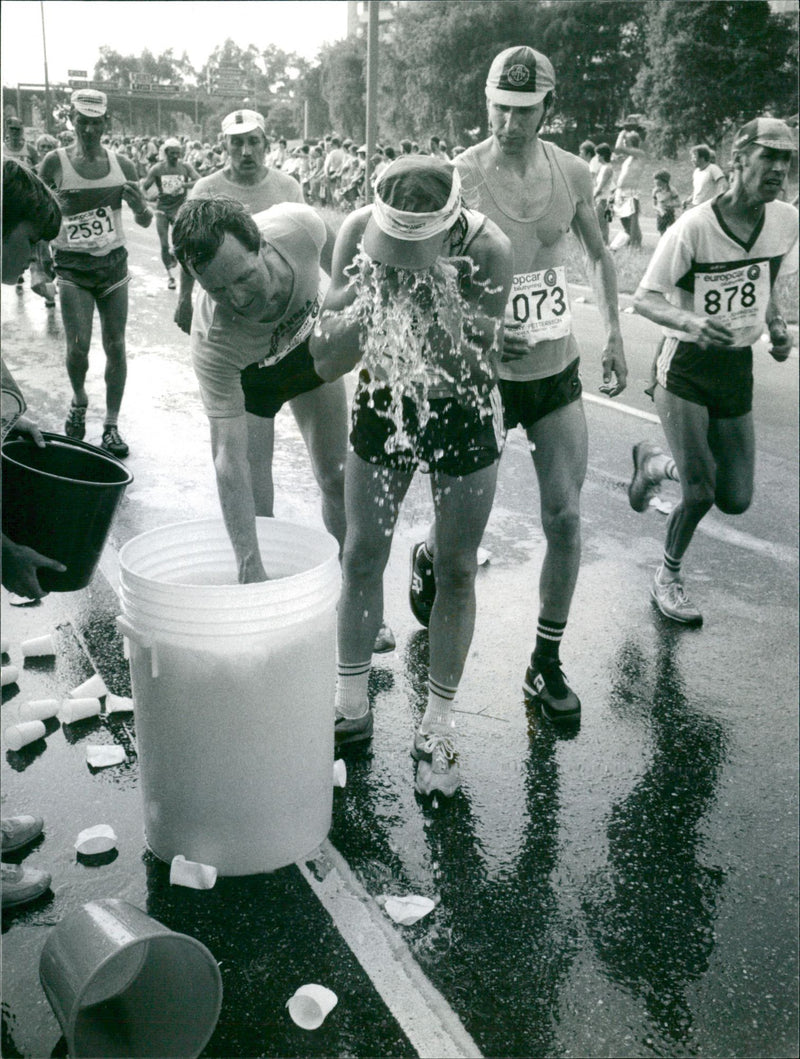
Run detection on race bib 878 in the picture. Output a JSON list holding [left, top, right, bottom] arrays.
[[693, 260, 770, 334], [506, 266, 571, 344]]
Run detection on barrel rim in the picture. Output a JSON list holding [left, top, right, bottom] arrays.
[[118, 517, 339, 591], [1, 431, 134, 487]]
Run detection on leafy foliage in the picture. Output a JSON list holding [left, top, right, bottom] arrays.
[[633, 1, 799, 152]]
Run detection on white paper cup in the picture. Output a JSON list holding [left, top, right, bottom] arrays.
[[286, 984, 338, 1030], [1, 665, 20, 687], [1, 635, 10, 653], [70, 673, 108, 699], [21, 633, 56, 658], [19, 698, 60, 722], [5, 720, 47, 751], [86, 744, 126, 768], [332, 759, 347, 788], [170, 855, 218, 890], [75, 824, 118, 855], [105, 693, 134, 714], [59, 697, 102, 724]]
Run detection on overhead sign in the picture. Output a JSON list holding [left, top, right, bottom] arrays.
[[68, 69, 88, 78], [131, 73, 155, 85]]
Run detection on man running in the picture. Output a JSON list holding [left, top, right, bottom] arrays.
[[142, 137, 200, 289], [38, 89, 153, 458], [628, 117, 797, 625], [171, 197, 349, 581], [409, 46, 627, 727], [311, 156, 512, 796]]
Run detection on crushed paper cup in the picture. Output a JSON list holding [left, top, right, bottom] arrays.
[[333, 759, 347, 788], [19, 698, 60, 722], [1, 665, 20, 687], [75, 824, 118, 855], [70, 673, 108, 699], [105, 693, 134, 714], [4, 720, 46, 751], [59, 697, 102, 724], [476, 547, 492, 566], [86, 744, 126, 768], [650, 495, 674, 514], [21, 633, 56, 658], [286, 984, 338, 1030], [170, 855, 217, 890], [377, 894, 438, 925]]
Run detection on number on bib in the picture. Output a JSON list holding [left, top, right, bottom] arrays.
[[506, 266, 571, 344]]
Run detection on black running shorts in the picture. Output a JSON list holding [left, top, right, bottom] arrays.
[[350, 375, 503, 476], [240, 335, 326, 419], [656, 338, 753, 419], [499, 357, 582, 431], [53, 246, 129, 300]]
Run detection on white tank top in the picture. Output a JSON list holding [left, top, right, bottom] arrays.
[[51, 148, 127, 257]]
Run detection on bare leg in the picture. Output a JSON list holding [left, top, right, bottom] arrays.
[[290, 379, 349, 551], [96, 283, 129, 422]]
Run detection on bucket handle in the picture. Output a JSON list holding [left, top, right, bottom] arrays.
[[116, 616, 159, 678]]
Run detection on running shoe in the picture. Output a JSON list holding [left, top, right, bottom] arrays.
[[101, 425, 130, 459], [413, 729, 460, 797], [628, 441, 664, 513], [373, 621, 396, 654], [2, 863, 52, 909], [64, 403, 87, 441], [409, 541, 436, 627], [334, 708, 373, 747], [650, 570, 702, 626], [1, 815, 44, 854], [523, 655, 581, 725]]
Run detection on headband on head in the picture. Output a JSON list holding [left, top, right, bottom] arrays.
[[372, 167, 462, 242]]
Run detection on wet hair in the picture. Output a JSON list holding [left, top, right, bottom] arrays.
[[653, 169, 671, 184], [2, 159, 62, 241], [172, 196, 261, 273], [595, 142, 612, 162], [376, 157, 454, 213], [692, 144, 711, 163]]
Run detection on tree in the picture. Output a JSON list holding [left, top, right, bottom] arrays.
[[633, 0, 799, 153], [93, 46, 187, 88], [378, 1, 647, 148], [319, 37, 366, 141]]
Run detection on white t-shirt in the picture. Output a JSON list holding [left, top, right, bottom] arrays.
[[640, 197, 798, 346], [691, 163, 725, 206], [191, 204, 326, 417]]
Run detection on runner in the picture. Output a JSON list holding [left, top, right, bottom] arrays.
[[174, 109, 303, 336], [38, 89, 153, 458], [408, 46, 628, 727], [3, 116, 38, 169], [142, 137, 200, 289], [628, 117, 797, 625], [310, 156, 512, 795], [171, 196, 349, 583]]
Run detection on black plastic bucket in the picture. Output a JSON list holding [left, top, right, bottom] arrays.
[[2, 432, 133, 592]]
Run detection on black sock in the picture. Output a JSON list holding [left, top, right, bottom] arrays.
[[533, 618, 567, 664]]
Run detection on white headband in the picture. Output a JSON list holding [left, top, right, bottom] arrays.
[[372, 167, 462, 241]]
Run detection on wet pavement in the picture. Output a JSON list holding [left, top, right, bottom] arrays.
[[1, 226, 798, 1058]]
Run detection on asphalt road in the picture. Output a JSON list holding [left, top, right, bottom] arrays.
[[2, 217, 798, 1058]]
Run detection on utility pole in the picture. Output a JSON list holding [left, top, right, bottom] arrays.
[[40, 1, 53, 133], [364, 0, 379, 201]]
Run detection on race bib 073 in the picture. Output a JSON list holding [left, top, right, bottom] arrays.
[[506, 266, 571, 344], [693, 261, 770, 334], [65, 206, 117, 250]]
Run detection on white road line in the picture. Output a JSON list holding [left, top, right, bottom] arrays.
[[300, 842, 483, 1059], [583, 391, 661, 423]]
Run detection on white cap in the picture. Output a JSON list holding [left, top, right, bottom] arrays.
[[71, 89, 107, 117], [221, 109, 265, 136], [163, 137, 181, 150]]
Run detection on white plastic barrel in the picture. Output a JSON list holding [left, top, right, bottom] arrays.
[[117, 518, 340, 876]]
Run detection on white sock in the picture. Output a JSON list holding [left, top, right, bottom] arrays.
[[420, 677, 456, 733], [335, 660, 371, 718]]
